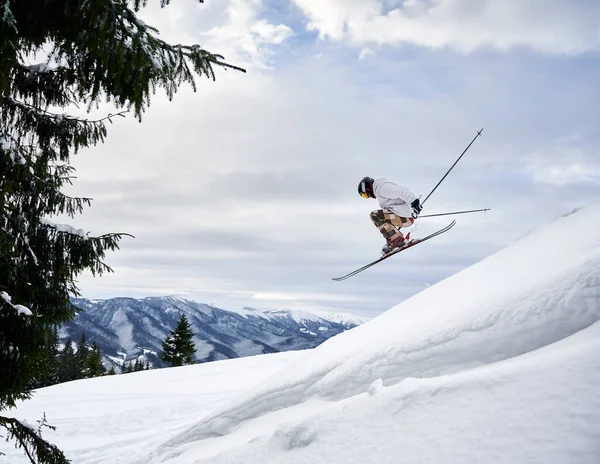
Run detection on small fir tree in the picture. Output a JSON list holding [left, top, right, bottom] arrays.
[[75, 333, 90, 379], [56, 339, 78, 384], [86, 342, 106, 377], [121, 361, 133, 374], [160, 314, 197, 367], [133, 359, 142, 372]]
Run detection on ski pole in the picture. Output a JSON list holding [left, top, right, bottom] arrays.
[[419, 208, 490, 218], [421, 128, 484, 207]]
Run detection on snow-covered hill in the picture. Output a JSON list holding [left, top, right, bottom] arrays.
[[3, 203, 600, 463], [64, 297, 363, 367]]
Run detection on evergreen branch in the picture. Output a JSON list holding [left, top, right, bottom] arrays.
[[1, 97, 108, 158], [10, 64, 79, 110], [0, 415, 70, 464], [44, 0, 245, 119], [3, 97, 128, 125], [116, 4, 245, 74]]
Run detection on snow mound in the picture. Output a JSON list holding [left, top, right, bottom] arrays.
[[148, 202, 600, 463]]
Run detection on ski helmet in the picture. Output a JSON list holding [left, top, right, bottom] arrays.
[[358, 177, 375, 198]]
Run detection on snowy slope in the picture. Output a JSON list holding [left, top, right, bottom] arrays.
[[145, 203, 600, 463], [0, 351, 305, 463]]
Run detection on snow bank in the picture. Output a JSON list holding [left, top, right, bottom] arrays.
[[158, 321, 600, 464], [149, 202, 600, 461]]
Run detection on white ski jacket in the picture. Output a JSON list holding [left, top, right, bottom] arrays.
[[373, 178, 417, 218]]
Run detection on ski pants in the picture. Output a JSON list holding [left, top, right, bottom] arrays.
[[370, 209, 414, 242]]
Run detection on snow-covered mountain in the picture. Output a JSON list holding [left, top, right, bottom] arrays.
[[63, 297, 363, 368], [3, 203, 599, 464]]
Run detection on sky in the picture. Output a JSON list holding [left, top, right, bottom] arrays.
[[61, 0, 600, 318]]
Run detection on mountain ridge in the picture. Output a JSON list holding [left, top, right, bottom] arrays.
[[62, 296, 362, 368]]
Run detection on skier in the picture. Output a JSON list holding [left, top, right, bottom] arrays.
[[358, 176, 423, 255]]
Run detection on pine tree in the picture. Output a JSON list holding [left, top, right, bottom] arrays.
[[0, 1, 243, 461], [160, 314, 197, 367], [121, 361, 133, 374], [86, 342, 106, 377], [132, 358, 148, 372], [44, 329, 62, 387], [75, 333, 90, 379], [28, 327, 61, 389], [56, 339, 78, 384]]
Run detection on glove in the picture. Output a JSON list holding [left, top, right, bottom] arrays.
[[411, 199, 422, 218]]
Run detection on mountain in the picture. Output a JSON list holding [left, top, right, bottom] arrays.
[[62, 296, 363, 368]]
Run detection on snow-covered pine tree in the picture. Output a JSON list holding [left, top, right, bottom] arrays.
[[161, 313, 197, 367], [0, 1, 243, 462]]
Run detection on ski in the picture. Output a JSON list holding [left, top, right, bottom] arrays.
[[332, 220, 456, 281]]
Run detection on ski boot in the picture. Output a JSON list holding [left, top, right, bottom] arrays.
[[381, 232, 411, 256]]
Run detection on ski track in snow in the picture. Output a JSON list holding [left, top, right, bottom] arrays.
[[150, 202, 600, 458]]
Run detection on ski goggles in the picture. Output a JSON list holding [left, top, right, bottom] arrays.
[[360, 191, 369, 198]]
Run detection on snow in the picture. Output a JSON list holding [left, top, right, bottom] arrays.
[[236, 305, 369, 326], [2, 202, 600, 463], [13, 304, 33, 316], [24, 63, 51, 73], [1, 291, 32, 316], [1, 351, 305, 463], [185, 323, 600, 464], [112, 309, 137, 352], [40, 217, 88, 237], [107, 354, 125, 365], [1, 135, 10, 150], [162, 298, 368, 326], [1, 291, 12, 303]]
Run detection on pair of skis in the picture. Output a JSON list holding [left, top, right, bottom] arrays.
[[332, 220, 456, 281]]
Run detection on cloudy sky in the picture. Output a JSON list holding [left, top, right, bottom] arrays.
[[64, 0, 600, 318]]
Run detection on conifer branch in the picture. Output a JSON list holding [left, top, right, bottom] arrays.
[[0, 415, 69, 464]]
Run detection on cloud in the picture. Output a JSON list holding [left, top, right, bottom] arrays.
[[526, 141, 600, 186], [251, 20, 294, 45], [201, 0, 293, 68], [291, 0, 600, 54], [134, 0, 293, 70], [358, 47, 373, 60]]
